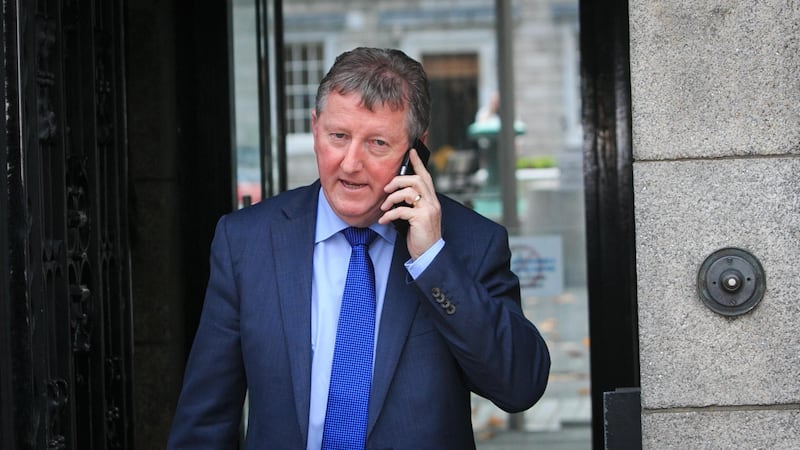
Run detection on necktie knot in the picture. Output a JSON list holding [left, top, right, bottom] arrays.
[[343, 227, 377, 248]]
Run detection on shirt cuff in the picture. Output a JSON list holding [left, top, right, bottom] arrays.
[[404, 238, 445, 279]]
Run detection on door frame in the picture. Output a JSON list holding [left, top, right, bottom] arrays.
[[580, 0, 640, 447]]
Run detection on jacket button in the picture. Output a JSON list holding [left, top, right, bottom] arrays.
[[445, 304, 456, 315]]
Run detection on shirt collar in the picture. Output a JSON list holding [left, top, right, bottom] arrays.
[[315, 189, 396, 245]]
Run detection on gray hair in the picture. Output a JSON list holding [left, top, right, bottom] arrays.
[[315, 47, 431, 144]]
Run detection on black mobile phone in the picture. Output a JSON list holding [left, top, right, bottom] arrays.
[[393, 139, 431, 234], [397, 138, 431, 176]]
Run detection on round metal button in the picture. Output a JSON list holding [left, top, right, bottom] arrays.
[[697, 247, 766, 316]]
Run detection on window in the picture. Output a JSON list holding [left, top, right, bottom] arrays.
[[284, 42, 325, 134]]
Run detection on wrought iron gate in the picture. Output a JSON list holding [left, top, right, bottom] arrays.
[[1, 0, 134, 448]]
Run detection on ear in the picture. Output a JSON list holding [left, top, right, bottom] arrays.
[[311, 110, 319, 138]]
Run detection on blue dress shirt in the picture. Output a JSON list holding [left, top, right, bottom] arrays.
[[306, 191, 444, 450]]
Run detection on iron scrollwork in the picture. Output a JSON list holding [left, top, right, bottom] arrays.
[[46, 379, 69, 450], [4, 0, 134, 448]]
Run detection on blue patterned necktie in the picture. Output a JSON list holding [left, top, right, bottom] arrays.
[[321, 227, 378, 450]]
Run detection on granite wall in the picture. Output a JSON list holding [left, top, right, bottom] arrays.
[[629, 1, 800, 448]]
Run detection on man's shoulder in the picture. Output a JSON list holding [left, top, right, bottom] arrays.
[[229, 182, 318, 220], [216, 182, 319, 239], [438, 193, 505, 235]]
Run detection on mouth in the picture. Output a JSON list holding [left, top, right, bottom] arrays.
[[340, 179, 367, 190]]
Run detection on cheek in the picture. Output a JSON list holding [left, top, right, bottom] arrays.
[[367, 159, 402, 185], [315, 144, 340, 173]]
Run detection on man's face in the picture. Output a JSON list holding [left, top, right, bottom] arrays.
[[312, 91, 410, 227]]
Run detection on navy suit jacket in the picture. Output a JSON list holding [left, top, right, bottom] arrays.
[[167, 181, 550, 450]]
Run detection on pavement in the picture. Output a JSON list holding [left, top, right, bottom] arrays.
[[477, 425, 592, 450], [472, 395, 592, 450]]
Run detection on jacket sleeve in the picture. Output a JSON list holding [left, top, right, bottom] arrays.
[[167, 215, 246, 450], [411, 223, 551, 412]]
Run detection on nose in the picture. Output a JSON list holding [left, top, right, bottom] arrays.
[[339, 142, 364, 173]]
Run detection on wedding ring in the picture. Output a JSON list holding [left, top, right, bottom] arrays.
[[412, 194, 422, 206]]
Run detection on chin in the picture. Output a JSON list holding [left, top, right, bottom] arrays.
[[339, 209, 381, 227]]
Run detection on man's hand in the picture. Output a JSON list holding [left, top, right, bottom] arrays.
[[378, 148, 442, 260]]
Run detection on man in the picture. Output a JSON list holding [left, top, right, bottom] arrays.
[[167, 47, 550, 450]]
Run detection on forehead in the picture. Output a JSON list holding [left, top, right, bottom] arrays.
[[319, 92, 408, 134]]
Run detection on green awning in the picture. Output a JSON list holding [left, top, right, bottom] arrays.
[[467, 117, 527, 138]]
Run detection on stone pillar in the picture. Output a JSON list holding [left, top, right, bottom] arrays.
[[126, 1, 185, 448], [629, 1, 800, 448]]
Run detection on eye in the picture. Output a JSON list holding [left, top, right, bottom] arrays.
[[373, 139, 387, 147], [331, 133, 346, 140]]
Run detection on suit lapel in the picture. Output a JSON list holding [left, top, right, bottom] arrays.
[[367, 238, 419, 435], [271, 184, 319, 445]]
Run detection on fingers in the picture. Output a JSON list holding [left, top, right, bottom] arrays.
[[379, 146, 440, 256], [408, 147, 428, 176], [381, 183, 427, 212], [378, 146, 437, 224]]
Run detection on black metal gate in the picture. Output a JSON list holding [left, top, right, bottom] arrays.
[[1, 0, 134, 448]]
